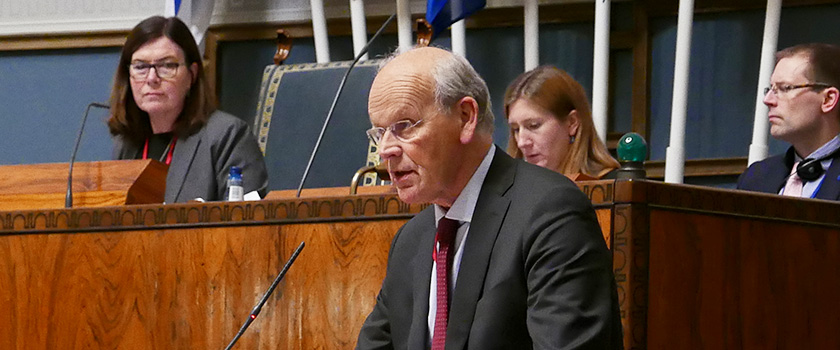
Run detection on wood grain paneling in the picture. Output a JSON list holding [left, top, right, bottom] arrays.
[[3, 180, 840, 349], [645, 157, 748, 179], [0, 221, 402, 349], [611, 202, 651, 350], [646, 210, 840, 349], [0, 160, 166, 211]]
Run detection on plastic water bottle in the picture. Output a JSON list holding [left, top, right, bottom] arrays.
[[225, 166, 244, 201]]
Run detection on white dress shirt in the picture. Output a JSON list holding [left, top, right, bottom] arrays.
[[780, 135, 839, 198], [427, 144, 496, 344]]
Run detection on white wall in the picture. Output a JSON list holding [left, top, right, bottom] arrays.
[[0, 1, 161, 35], [0, 0, 591, 36]]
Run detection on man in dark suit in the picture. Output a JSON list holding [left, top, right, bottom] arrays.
[[738, 43, 840, 199], [355, 47, 621, 350]]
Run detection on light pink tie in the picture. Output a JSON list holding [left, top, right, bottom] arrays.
[[782, 161, 804, 197], [431, 217, 458, 350]]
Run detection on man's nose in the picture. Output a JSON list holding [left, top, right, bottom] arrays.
[[763, 88, 778, 106], [378, 131, 402, 160]]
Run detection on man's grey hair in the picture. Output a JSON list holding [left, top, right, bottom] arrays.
[[431, 52, 495, 133], [377, 47, 495, 133]]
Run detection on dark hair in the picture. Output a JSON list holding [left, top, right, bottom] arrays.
[[504, 65, 618, 178], [777, 43, 840, 91], [107, 16, 215, 145]]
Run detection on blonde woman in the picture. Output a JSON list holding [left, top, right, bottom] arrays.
[[505, 65, 619, 179]]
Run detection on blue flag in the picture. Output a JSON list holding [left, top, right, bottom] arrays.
[[426, 0, 486, 41], [164, 0, 182, 16]]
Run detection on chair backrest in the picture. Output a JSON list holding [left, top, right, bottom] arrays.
[[253, 59, 384, 191]]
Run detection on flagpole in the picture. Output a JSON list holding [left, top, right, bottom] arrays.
[[451, 20, 466, 56], [350, 0, 369, 61], [310, 0, 331, 63], [164, 0, 215, 55], [748, 0, 782, 165], [164, 0, 177, 16], [524, 0, 538, 71], [592, 0, 610, 143], [664, 0, 695, 184]]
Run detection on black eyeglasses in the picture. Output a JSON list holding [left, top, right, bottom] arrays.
[[764, 83, 832, 96], [129, 61, 186, 80], [366, 119, 424, 145]]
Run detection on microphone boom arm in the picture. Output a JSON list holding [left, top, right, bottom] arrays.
[[224, 241, 306, 350], [66, 102, 109, 208], [295, 14, 397, 197]]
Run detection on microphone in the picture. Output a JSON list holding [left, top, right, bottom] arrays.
[[224, 241, 305, 350], [66, 102, 110, 208], [295, 14, 398, 197]]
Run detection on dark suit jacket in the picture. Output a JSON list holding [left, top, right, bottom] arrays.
[[113, 111, 268, 203], [737, 147, 840, 200], [356, 149, 622, 350]]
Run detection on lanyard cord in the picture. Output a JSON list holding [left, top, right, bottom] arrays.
[[142, 135, 177, 165]]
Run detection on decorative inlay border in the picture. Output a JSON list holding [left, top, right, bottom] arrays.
[[1, 181, 624, 235], [612, 203, 649, 350], [0, 194, 427, 235], [577, 180, 614, 205]]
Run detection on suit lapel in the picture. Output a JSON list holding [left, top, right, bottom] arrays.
[[765, 150, 795, 194], [765, 164, 790, 194], [815, 155, 840, 200], [407, 210, 436, 350], [166, 131, 201, 203], [446, 149, 514, 349]]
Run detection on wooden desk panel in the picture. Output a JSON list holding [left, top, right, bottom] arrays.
[[3, 180, 840, 349], [646, 210, 840, 349], [0, 160, 166, 211], [0, 220, 403, 349]]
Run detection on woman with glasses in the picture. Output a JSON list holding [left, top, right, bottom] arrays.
[[107, 16, 267, 202], [504, 65, 619, 180]]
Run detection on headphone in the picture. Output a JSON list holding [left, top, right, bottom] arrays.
[[791, 147, 840, 182]]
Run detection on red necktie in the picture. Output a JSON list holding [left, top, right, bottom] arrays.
[[431, 217, 459, 350]]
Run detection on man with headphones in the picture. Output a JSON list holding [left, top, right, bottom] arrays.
[[738, 43, 840, 200]]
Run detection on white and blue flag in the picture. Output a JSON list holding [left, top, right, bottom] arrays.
[[164, 0, 216, 54]]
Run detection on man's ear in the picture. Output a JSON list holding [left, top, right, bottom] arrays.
[[822, 87, 840, 114], [566, 109, 580, 137], [457, 96, 480, 144]]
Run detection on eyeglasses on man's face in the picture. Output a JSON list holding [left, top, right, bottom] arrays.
[[129, 61, 186, 80], [763, 82, 832, 96], [366, 118, 424, 146]]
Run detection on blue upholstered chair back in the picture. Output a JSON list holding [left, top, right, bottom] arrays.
[[253, 60, 384, 191]]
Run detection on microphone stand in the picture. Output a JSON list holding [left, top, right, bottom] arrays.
[[66, 102, 109, 208], [295, 14, 397, 197], [224, 241, 305, 350]]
